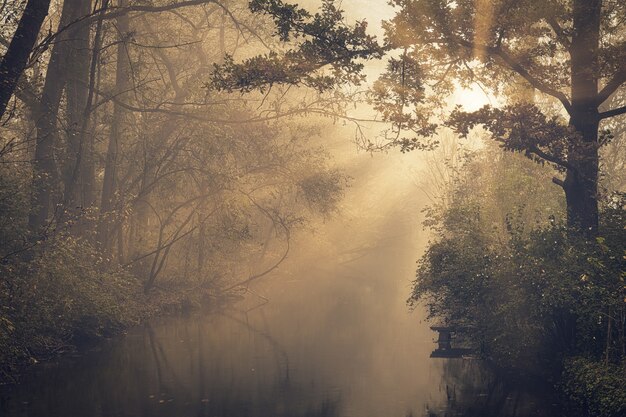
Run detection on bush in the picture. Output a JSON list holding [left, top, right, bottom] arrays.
[[561, 357, 626, 417], [411, 144, 625, 416], [0, 235, 140, 375], [412, 206, 624, 368]]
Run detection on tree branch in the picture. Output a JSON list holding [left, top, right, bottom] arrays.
[[488, 46, 573, 114], [599, 104, 626, 120], [96, 0, 221, 22], [220, 191, 291, 293], [552, 176, 565, 189], [545, 16, 571, 50], [455, 37, 573, 114], [597, 70, 626, 106], [527, 144, 575, 172], [0, 0, 51, 120], [93, 87, 379, 125], [30, 1, 222, 63]]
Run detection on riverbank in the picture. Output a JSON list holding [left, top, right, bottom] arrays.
[[0, 236, 233, 385], [0, 285, 229, 385]]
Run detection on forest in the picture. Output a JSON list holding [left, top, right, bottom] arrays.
[[0, 1, 624, 417]]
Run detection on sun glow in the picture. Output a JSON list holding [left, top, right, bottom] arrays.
[[452, 84, 493, 111]]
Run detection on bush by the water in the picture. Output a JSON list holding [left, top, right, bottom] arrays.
[[562, 357, 626, 417], [411, 146, 626, 416], [0, 236, 140, 379]]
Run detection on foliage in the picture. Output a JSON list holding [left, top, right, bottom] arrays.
[[0, 235, 139, 379], [0, 163, 31, 258], [212, 0, 626, 234], [411, 140, 625, 414], [0, 0, 352, 382], [298, 168, 348, 217], [447, 103, 573, 172], [210, 0, 383, 93], [212, 0, 626, 144], [561, 357, 626, 417]]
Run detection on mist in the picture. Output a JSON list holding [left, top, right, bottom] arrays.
[[0, 1, 624, 417]]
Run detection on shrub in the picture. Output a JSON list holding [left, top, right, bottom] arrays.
[[561, 357, 626, 417], [1, 235, 139, 373]]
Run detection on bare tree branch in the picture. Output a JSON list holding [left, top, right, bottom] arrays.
[[545, 16, 571, 50], [597, 69, 626, 106], [599, 104, 626, 120]]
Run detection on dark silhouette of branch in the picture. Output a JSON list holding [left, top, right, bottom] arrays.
[[93, 86, 381, 126], [599, 104, 626, 120], [526, 145, 575, 172], [28, 1, 224, 67], [456, 38, 573, 114], [552, 177, 565, 189], [597, 69, 626, 106], [545, 16, 571, 50]]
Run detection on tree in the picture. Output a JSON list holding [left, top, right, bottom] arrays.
[[1, 0, 352, 379], [211, 0, 626, 236], [99, 0, 130, 253], [0, 0, 51, 120], [410, 140, 625, 407], [29, 0, 88, 231]]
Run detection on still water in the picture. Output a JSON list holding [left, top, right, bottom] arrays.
[[0, 151, 557, 417]]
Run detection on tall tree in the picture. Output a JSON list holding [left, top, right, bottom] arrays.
[[64, 0, 94, 211], [29, 0, 86, 230], [99, 0, 130, 253], [212, 0, 626, 236], [0, 0, 51, 120]]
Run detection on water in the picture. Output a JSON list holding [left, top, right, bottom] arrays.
[[0, 149, 557, 417]]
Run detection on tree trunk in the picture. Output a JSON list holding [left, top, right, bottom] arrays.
[[565, 0, 601, 236], [197, 222, 206, 274], [117, 215, 126, 262], [64, 0, 93, 209], [605, 306, 612, 365], [0, 0, 51, 120], [29, 0, 82, 231], [99, 0, 130, 252], [64, 0, 107, 217]]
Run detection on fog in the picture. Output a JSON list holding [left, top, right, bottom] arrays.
[[1, 138, 454, 416], [1, 1, 623, 416]]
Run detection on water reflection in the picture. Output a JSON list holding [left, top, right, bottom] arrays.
[[1, 314, 343, 417], [0, 309, 558, 417], [0, 151, 556, 417], [425, 359, 561, 417]]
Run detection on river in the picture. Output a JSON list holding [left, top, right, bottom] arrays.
[[0, 147, 558, 417]]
